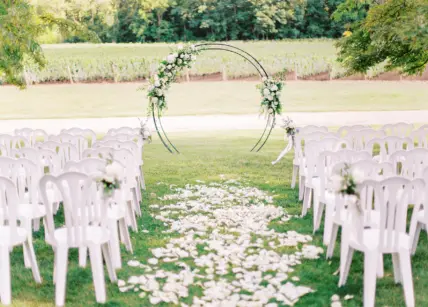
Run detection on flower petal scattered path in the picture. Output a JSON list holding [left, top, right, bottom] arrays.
[[118, 180, 324, 306]]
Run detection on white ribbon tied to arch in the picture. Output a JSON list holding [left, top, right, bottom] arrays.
[[272, 134, 295, 165]]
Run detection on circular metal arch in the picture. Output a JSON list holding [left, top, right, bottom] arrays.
[[153, 43, 276, 154]]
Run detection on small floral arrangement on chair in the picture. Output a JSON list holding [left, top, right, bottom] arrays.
[[331, 164, 365, 211], [138, 118, 152, 143], [99, 156, 123, 198], [281, 117, 298, 136]]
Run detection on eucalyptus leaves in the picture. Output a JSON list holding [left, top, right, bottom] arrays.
[[147, 44, 200, 114], [258, 77, 284, 117]]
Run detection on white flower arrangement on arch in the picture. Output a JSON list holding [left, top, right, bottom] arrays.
[[258, 77, 284, 117], [147, 44, 200, 115]]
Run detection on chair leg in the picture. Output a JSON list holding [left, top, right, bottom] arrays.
[[101, 243, 117, 283], [392, 253, 402, 284], [326, 224, 339, 259], [33, 218, 41, 232], [119, 218, 133, 254], [89, 245, 106, 304], [339, 246, 354, 287], [312, 191, 320, 230], [139, 167, 146, 190], [314, 202, 325, 233], [132, 187, 142, 217], [0, 246, 11, 305], [108, 220, 122, 269], [126, 200, 138, 232], [377, 254, 384, 278], [23, 239, 42, 283], [399, 250, 415, 307], [363, 251, 378, 307], [55, 247, 69, 307], [323, 204, 334, 246], [299, 176, 305, 201], [301, 187, 312, 217], [411, 222, 422, 255], [78, 247, 87, 268], [21, 218, 32, 269], [291, 165, 298, 188]]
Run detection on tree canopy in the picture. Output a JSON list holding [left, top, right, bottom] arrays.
[[0, 0, 99, 87], [336, 0, 428, 75]]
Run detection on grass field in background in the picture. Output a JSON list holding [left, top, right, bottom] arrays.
[[8, 130, 428, 306], [14, 40, 347, 84], [1, 81, 427, 119]]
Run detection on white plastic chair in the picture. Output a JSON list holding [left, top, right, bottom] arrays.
[[345, 129, 386, 151], [295, 131, 337, 198], [52, 133, 89, 160], [366, 136, 414, 162], [61, 128, 97, 148], [389, 148, 428, 179], [322, 160, 394, 255], [382, 123, 414, 137], [337, 125, 369, 137], [410, 128, 428, 148], [0, 176, 42, 305], [339, 177, 423, 307], [39, 172, 117, 306], [0, 135, 29, 156], [409, 167, 428, 255], [38, 141, 79, 169]]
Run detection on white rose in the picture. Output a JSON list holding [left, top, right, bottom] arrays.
[[167, 54, 175, 63], [154, 80, 161, 87], [267, 95, 273, 101], [352, 169, 365, 183], [191, 55, 196, 61], [263, 88, 270, 96], [168, 72, 172, 77], [348, 195, 358, 205], [103, 174, 114, 184], [268, 108, 274, 114], [184, 54, 190, 60], [180, 54, 184, 58], [106, 162, 123, 179], [157, 89, 163, 96], [148, 85, 155, 91], [151, 97, 158, 104], [331, 175, 343, 192], [271, 85, 278, 91], [173, 53, 178, 58], [167, 65, 172, 70], [177, 59, 182, 64], [178, 44, 184, 50], [273, 101, 278, 106]]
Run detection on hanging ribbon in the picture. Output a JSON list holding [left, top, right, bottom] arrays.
[[272, 134, 295, 165]]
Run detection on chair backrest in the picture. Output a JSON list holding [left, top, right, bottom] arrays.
[[39, 172, 105, 247], [410, 128, 428, 149], [82, 147, 115, 160], [61, 128, 97, 147], [350, 160, 394, 181], [38, 141, 79, 168], [107, 127, 136, 136], [345, 129, 386, 151], [55, 133, 89, 159], [64, 158, 107, 177], [337, 125, 369, 137], [0, 134, 29, 155], [366, 136, 414, 161], [0, 176, 21, 237], [297, 125, 328, 135], [295, 131, 335, 164], [381, 122, 414, 137], [354, 178, 424, 252]]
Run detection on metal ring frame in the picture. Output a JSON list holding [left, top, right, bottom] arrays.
[[153, 43, 276, 154]]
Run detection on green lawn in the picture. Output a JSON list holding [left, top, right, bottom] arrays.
[[1, 81, 427, 119], [9, 130, 428, 306]]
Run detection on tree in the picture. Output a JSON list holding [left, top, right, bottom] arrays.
[[336, 0, 428, 75], [0, 0, 99, 87]]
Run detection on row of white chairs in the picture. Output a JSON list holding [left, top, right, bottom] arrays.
[[290, 124, 428, 307], [0, 127, 148, 306]]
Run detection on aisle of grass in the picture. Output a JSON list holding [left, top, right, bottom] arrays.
[[1, 81, 427, 120], [8, 130, 428, 306]]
